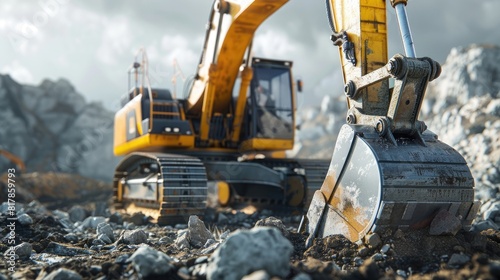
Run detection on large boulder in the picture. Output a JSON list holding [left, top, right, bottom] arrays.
[[207, 227, 293, 280]]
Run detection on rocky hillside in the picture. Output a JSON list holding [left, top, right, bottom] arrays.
[[0, 75, 118, 181], [423, 45, 500, 198], [294, 45, 500, 198]]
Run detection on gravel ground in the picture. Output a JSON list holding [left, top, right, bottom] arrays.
[[1, 189, 500, 280]]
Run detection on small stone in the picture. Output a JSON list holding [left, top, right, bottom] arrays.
[[175, 224, 188, 229], [114, 254, 131, 264], [429, 209, 462, 236], [217, 213, 229, 224], [14, 242, 32, 260], [448, 253, 470, 267], [293, 273, 312, 280], [90, 265, 101, 275], [174, 229, 191, 249], [127, 245, 174, 278], [188, 216, 214, 248], [191, 263, 208, 277], [234, 211, 248, 223], [254, 216, 289, 238], [52, 210, 70, 220], [366, 233, 382, 248], [98, 234, 112, 245], [42, 268, 82, 280], [92, 238, 106, 246], [380, 244, 391, 254], [204, 238, 216, 248], [124, 229, 148, 245], [68, 206, 87, 222], [97, 223, 115, 243], [129, 212, 147, 226], [195, 256, 209, 264], [17, 213, 33, 225], [354, 257, 364, 266], [393, 229, 404, 239], [109, 212, 123, 225], [358, 247, 369, 257], [472, 220, 500, 232], [372, 253, 384, 261], [80, 216, 106, 230], [64, 233, 79, 243], [242, 270, 270, 280], [396, 269, 407, 277], [159, 236, 174, 244], [219, 230, 230, 240]]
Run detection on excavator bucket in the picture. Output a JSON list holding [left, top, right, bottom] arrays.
[[306, 124, 480, 243]]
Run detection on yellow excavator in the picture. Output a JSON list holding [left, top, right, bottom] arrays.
[[113, 0, 478, 241], [303, 0, 479, 244], [113, 0, 329, 223]]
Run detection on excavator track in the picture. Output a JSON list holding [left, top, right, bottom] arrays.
[[113, 152, 207, 224]]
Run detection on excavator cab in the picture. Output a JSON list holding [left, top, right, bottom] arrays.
[[243, 58, 295, 141]]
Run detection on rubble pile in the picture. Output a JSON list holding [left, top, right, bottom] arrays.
[[1, 201, 500, 279]]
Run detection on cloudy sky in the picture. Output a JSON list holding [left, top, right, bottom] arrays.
[[1, 0, 499, 110]]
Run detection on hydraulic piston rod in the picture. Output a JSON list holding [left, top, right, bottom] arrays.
[[392, 0, 416, 58]]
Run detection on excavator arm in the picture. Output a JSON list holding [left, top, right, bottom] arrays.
[[304, 0, 479, 244], [186, 0, 288, 143]]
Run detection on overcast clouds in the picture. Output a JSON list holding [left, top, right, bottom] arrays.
[[1, 0, 499, 110]]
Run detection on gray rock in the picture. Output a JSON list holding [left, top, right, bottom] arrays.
[[97, 234, 112, 245], [64, 233, 79, 243], [175, 229, 191, 249], [109, 212, 123, 224], [51, 210, 68, 219], [219, 230, 230, 240], [447, 253, 471, 267], [217, 213, 229, 224], [124, 229, 148, 245], [380, 244, 391, 254], [429, 209, 462, 236], [188, 215, 214, 248], [115, 254, 130, 264], [42, 268, 82, 280], [127, 245, 174, 278], [365, 233, 382, 248], [129, 212, 147, 226], [80, 216, 106, 230], [96, 222, 115, 243], [254, 216, 289, 238], [207, 227, 293, 280], [242, 270, 270, 280], [68, 206, 87, 222], [14, 242, 32, 260], [17, 213, 33, 225], [472, 220, 500, 232], [293, 273, 312, 280], [204, 238, 216, 248]]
